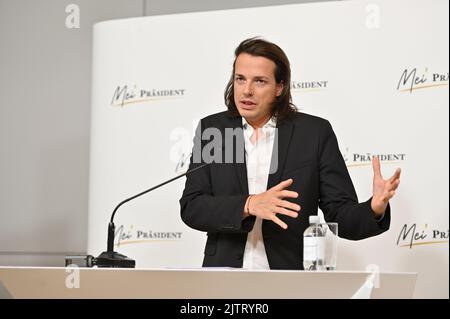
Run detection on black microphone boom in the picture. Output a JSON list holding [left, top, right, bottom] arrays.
[[95, 162, 209, 268]]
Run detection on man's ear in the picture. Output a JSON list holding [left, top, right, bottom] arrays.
[[276, 81, 284, 97]]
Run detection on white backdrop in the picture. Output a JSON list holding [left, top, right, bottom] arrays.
[[87, 0, 449, 298]]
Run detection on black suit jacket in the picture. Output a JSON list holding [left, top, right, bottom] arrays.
[[179, 111, 390, 270]]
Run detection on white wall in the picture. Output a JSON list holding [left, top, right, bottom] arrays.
[[0, 0, 328, 267], [0, 0, 144, 266], [143, 0, 334, 15]]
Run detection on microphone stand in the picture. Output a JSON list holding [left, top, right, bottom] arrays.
[[95, 163, 208, 268]]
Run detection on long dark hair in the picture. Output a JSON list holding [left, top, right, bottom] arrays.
[[224, 37, 297, 121]]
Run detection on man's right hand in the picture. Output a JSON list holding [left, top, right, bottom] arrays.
[[243, 179, 300, 229]]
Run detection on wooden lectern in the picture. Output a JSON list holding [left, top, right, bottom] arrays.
[[0, 266, 417, 299]]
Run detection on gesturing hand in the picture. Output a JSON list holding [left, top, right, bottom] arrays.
[[245, 179, 301, 229], [371, 156, 401, 217]]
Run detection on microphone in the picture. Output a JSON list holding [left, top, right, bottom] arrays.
[[95, 162, 209, 268]]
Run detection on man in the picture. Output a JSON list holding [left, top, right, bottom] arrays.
[[179, 37, 401, 270]]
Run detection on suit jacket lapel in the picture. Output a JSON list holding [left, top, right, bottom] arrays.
[[267, 118, 294, 189], [228, 115, 249, 195]]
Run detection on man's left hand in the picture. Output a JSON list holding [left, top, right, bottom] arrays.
[[371, 156, 401, 217]]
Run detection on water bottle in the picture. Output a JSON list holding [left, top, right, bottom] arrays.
[[303, 215, 325, 270]]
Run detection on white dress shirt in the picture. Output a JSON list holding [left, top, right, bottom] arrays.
[[242, 116, 277, 270]]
